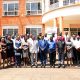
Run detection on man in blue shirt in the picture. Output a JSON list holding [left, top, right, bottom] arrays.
[[48, 37, 56, 68], [38, 36, 48, 68]]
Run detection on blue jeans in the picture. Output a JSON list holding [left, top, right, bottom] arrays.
[[40, 50, 47, 65], [58, 53, 64, 65], [15, 55, 21, 66], [49, 51, 56, 65]]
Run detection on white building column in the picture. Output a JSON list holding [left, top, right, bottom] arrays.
[[59, 0, 64, 7], [54, 18, 57, 27], [59, 16, 64, 34], [53, 18, 58, 38], [45, 0, 50, 12]]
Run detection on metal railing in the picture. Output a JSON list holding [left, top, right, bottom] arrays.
[[45, 0, 80, 13], [49, 2, 59, 10]]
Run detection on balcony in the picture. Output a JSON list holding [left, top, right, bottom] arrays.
[[44, 0, 80, 13]]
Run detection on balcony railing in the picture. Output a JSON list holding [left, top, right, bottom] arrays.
[[49, 2, 59, 10], [45, 0, 80, 13]]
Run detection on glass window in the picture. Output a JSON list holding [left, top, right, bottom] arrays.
[[8, 4, 14, 11], [3, 3, 19, 16], [50, 0, 54, 5], [26, 28, 41, 36], [14, 29, 18, 36], [70, 28, 77, 31], [31, 28, 37, 36], [38, 3, 41, 10], [70, 0, 75, 3], [37, 28, 41, 34], [26, 3, 30, 10], [3, 4, 7, 11], [50, 0, 58, 5], [31, 3, 38, 10], [3, 29, 18, 36], [3, 29, 7, 36], [15, 3, 18, 10], [63, 0, 69, 5], [78, 28, 80, 32], [8, 29, 13, 35], [26, 2, 42, 15], [26, 28, 30, 34]]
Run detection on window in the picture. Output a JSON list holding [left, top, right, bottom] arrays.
[[26, 2, 42, 15], [64, 28, 69, 31], [3, 29, 18, 36], [63, 0, 75, 5], [63, 0, 69, 5], [70, 28, 80, 36], [3, 2, 19, 16], [3, 26, 18, 36], [26, 28, 41, 36], [70, 0, 75, 3], [50, 0, 58, 5]]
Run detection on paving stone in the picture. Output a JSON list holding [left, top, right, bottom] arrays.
[[0, 68, 80, 80]]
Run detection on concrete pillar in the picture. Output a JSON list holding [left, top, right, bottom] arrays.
[[53, 18, 57, 27], [42, 24, 45, 35], [53, 18, 58, 38], [59, 0, 64, 7], [59, 16, 64, 35]]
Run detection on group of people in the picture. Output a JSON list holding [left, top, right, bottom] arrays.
[[0, 32, 80, 68]]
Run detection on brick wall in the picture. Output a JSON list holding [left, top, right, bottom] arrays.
[[0, 0, 42, 36]]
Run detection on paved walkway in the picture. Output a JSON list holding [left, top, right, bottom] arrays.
[[0, 68, 80, 80]]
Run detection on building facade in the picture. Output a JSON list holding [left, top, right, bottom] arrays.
[[0, 0, 43, 36], [42, 0, 80, 36], [0, 0, 80, 36]]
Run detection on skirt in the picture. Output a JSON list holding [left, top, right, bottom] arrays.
[[23, 50, 28, 58]]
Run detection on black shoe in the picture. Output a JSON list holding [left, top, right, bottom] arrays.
[[50, 65, 52, 68], [31, 64, 33, 68], [44, 64, 46, 68], [41, 64, 43, 68], [58, 65, 61, 68], [53, 64, 55, 68], [15, 66, 17, 68]]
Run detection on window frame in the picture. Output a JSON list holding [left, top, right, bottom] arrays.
[[2, 26, 18, 36], [26, 1, 42, 15], [3, 1, 19, 16], [25, 25, 42, 36], [50, 0, 59, 5]]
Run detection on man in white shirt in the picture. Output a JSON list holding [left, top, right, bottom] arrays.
[[27, 34, 33, 60], [28, 36, 39, 67]]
